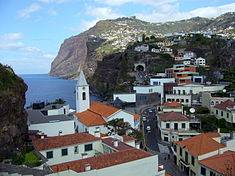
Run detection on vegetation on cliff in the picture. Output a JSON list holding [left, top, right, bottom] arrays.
[[0, 63, 28, 161]]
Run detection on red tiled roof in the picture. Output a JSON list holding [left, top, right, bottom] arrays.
[[163, 101, 182, 108], [159, 112, 189, 121], [90, 101, 119, 118], [200, 151, 235, 175], [122, 135, 136, 142], [204, 132, 221, 138], [214, 100, 235, 111], [134, 114, 140, 121], [33, 133, 100, 151], [102, 137, 133, 151], [175, 133, 225, 157], [51, 149, 152, 173], [74, 109, 106, 127]]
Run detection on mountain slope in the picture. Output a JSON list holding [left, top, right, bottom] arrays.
[[50, 13, 235, 78]]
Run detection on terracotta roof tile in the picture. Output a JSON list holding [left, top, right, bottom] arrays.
[[163, 101, 182, 108], [214, 100, 235, 111], [134, 114, 140, 121], [204, 132, 221, 138], [159, 112, 189, 121], [122, 135, 136, 142], [90, 101, 119, 118], [102, 137, 133, 151], [33, 133, 100, 151], [175, 133, 225, 157], [51, 149, 152, 173], [200, 151, 235, 175], [74, 109, 106, 127]]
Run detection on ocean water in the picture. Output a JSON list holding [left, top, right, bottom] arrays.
[[21, 74, 95, 109]]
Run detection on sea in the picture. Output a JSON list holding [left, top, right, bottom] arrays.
[[21, 74, 96, 109]]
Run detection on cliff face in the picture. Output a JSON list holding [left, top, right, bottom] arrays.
[[0, 64, 28, 160]]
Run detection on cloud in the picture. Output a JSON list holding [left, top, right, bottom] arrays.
[[135, 2, 235, 22], [77, 6, 122, 31], [48, 9, 58, 16], [0, 33, 24, 42], [18, 3, 42, 18], [0, 33, 55, 63]]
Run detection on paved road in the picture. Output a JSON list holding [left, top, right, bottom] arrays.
[[142, 108, 159, 151], [141, 107, 187, 176]]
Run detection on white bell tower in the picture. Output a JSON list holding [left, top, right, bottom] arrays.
[[75, 70, 90, 112]]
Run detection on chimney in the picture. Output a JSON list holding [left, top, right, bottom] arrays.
[[114, 140, 119, 147], [217, 128, 220, 133], [85, 164, 91, 171], [41, 135, 44, 139], [94, 131, 100, 138], [184, 111, 187, 115]]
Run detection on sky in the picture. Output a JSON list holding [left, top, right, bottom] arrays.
[[0, 0, 235, 74]]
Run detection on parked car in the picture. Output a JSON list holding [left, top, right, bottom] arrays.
[[142, 116, 146, 121], [146, 126, 151, 132]]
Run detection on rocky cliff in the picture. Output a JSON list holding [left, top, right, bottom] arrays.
[[0, 64, 28, 160], [50, 13, 235, 79]]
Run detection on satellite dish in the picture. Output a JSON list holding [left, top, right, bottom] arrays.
[[222, 89, 226, 93], [189, 108, 195, 114]]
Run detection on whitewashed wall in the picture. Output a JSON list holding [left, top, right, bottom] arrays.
[[28, 120, 75, 136], [113, 93, 136, 103], [47, 155, 163, 176], [40, 140, 103, 165]]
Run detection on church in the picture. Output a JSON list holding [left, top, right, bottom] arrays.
[[73, 71, 140, 136]]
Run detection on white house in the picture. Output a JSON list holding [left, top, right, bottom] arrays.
[[74, 71, 140, 135], [201, 92, 234, 109], [48, 149, 165, 176], [165, 94, 192, 106], [42, 134, 165, 176], [173, 133, 227, 176], [211, 100, 235, 124], [134, 44, 149, 52], [199, 151, 235, 176], [194, 57, 206, 67], [27, 109, 75, 137], [113, 93, 136, 103], [151, 48, 160, 53], [161, 101, 183, 113], [150, 77, 175, 86], [32, 133, 102, 166], [133, 85, 164, 102], [157, 112, 200, 143]]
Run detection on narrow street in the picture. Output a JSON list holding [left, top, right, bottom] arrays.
[[141, 107, 187, 176]]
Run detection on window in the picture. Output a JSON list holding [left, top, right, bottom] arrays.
[[210, 171, 216, 176], [166, 123, 170, 128], [179, 138, 183, 141], [185, 151, 188, 164], [149, 89, 153, 93], [174, 123, 178, 130], [182, 123, 185, 129], [178, 90, 181, 95], [74, 146, 79, 154], [82, 92, 86, 100], [191, 156, 195, 166], [221, 111, 223, 116], [201, 167, 206, 176], [61, 148, 68, 156], [84, 144, 93, 151], [180, 147, 182, 156], [181, 99, 184, 103], [216, 110, 218, 115], [164, 136, 168, 142], [46, 151, 53, 159], [211, 101, 214, 106], [186, 99, 189, 103], [227, 113, 229, 118]]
